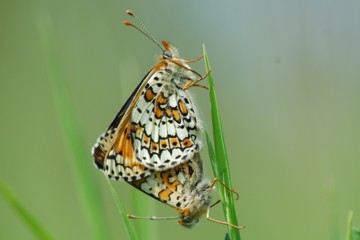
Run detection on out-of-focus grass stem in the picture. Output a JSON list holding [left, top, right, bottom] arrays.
[[0, 181, 52, 240], [36, 13, 110, 240]]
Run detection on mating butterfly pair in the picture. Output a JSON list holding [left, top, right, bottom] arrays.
[[92, 10, 240, 229]]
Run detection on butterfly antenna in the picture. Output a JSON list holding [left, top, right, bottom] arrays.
[[123, 10, 164, 51]]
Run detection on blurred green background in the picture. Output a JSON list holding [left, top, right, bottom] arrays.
[[1, 0, 360, 239]]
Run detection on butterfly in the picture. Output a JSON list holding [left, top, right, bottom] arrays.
[[92, 10, 208, 181], [127, 153, 242, 228]]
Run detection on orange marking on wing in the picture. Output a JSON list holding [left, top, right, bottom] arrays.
[[155, 106, 164, 118], [131, 177, 146, 188], [161, 172, 170, 184], [156, 93, 168, 105], [93, 147, 106, 169], [170, 137, 180, 148], [145, 88, 156, 102], [168, 181, 180, 191], [155, 93, 167, 118], [166, 108, 172, 118], [151, 142, 159, 153], [131, 124, 137, 132], [160, 171, 181, 191], [181, 138, 193, 148], [178, 100, 188, 115], [158, 189, 173, 201], [142, 134, 150, 146], [172, 109, 180, 122], [114, 121, 135, 165], [160, 139, 169, 149]]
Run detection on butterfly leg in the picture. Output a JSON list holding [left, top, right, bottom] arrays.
[[183, 55, 204, 63], [210, 199, 222, 208], [205, 205, 245, 229], [209, 178, 239, 200], [184, 70, 210, 90]]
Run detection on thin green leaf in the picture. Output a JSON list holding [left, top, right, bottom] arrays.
[[203, 45, 241, 240], [224, 232, 230, 240], [353, 228, 360, 240], [36, 13, 110, 240], [0, 181, 52, 240], [206, 132, 219, 177], [106, 179, 139, 240], [347, 210, 360, 240], [347, 211, 354, 240]]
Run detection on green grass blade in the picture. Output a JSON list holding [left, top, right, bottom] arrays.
[[203, 45, 241, 240], [131, 191, 157, 240], [353, 228, 360, 240], [205, 132, 219, 177], [224, 232, 230, 240], [347, 210, 360, 240], [106, 179, 139, 240], [347, 210, 354, 240], [36, 13, 110, 240], [0, 181, 52, 240]]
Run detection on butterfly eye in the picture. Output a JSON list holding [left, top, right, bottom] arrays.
[[163, 50, 173, 59], [181, 216, 198, 226]]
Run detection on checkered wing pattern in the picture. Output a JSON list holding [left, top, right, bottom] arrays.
[[92, 42, 203, 181], [131, 66, 200, 171], [92, 73, 152, 181], [130, 153, 213, 225]]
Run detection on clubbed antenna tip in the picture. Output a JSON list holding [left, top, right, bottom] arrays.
[[123, 21, 133, 26], [126, 10, 135, 16], [123, 9, 163, 51]]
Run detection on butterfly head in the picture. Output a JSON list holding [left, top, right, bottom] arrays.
[[178, 216, 199, 228], [177, 179, 213, 228], [161, 40, 180, 59]]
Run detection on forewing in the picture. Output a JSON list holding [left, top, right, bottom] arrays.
[[103, 119, 152, 181], [131, 70, 201, 171], [92, 70, 155, 181]]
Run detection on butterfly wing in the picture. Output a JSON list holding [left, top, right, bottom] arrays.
[[92, 61, 202, 180], [130, 153, 203, 209], [131, 68, 201, 171], [92, 70, 154, 181]]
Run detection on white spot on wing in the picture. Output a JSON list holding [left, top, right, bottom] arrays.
[[175, 125, 187, 140], [159, 120, 168, 138], [151, 124, 159, 143], [160, 150, 171, 164], [150, 154, 160, 165], [166, 117, 176, 136]]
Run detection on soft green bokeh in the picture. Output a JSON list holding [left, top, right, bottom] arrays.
[[1, 0, 360, 240]]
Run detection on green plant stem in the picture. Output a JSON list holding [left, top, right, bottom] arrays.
[[203, 45, 241, 240], [36, 13, 110, 240], [107, 179, 139, 240], [0, 181, 52, 240], [347, 210, 354, 240]]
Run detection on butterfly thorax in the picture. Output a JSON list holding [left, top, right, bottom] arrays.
[[154, 60, 196, 89], [158, 40, 198, 88]]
